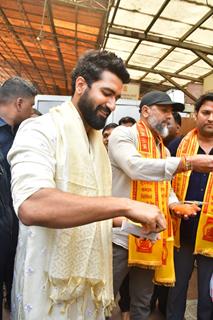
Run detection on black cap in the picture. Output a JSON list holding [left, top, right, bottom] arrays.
[[139, 90, 184, 112]]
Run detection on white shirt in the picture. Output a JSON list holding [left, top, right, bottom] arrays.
[[108, 124, 180, 249]]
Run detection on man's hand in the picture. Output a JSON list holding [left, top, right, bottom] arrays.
[[113, 216, 124, 227], [125, 199, 166, 233], [176, 154, 213, 174], [169, 202, 201, 219], [188, 155, 213, 173]]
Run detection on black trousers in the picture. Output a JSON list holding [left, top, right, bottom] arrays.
[[4, 214, 18, 310], [0, 230, 11, 320], [118, 273, 130, 312], [167, 245, 213, 320]]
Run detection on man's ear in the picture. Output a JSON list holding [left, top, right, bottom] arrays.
[[141, 105, 150, 118], [15, 97, 23, 112], [75, 76, 88, 95], [176, 124, 181, 135]]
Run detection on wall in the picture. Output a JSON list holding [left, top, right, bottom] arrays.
[[203, 74, 213, 92]]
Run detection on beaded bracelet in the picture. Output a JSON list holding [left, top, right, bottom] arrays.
[[183, 155, 192, 171]]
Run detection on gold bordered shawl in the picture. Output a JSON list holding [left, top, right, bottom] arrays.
[[172, 128, 213, 257], [128, 120, 175, 285], [44, 101, 114, 316]]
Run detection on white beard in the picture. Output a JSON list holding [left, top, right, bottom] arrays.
[[148, 115, 169, 138], [160, 126, 169, 138]]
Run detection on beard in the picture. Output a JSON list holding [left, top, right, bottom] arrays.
[[78, 89, 111, 130], [147, 114, 169, 138]]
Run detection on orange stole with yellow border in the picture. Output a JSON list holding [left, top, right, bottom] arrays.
[[172, 128, 213, 257], [128, 120, 175, 285]]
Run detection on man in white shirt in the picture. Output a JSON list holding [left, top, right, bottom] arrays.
[[108, 90, 213, 320], [8, 51, 166, 320]]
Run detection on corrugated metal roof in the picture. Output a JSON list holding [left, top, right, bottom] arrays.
[[104, 0, 213, 100], [0, 0, 212, 99], [0, 0, 109, 94]]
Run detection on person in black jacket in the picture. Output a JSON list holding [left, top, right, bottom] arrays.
[[0, 77, 37, 313], [0, 150, 13, 320]]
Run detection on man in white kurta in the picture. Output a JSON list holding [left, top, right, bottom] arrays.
[[8, 51, 167, 320], [9, 101, 115, 319]]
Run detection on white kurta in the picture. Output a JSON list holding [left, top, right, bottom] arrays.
[[12, 223, 103, 319], [8, 113, 107, 320]]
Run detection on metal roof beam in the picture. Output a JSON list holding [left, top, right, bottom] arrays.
[[175, 57, 200, 74], [0, 36, 43, 92], [0, 55, 14, 77], [102, 0, 120, 49], [143, 7, 213, 78], [125, 40, 142, 65], [96, 0, 112, 48], [145, 0, 171, 35], [125, 0, 171, 65], [18, 0, 58, 89], [109, 27, 213, 55], [46, 0, 69, 94], [55, 0, 109, 12], [0, 7, 49, 93], [127, 64, 202, 82], [136, 1, 212, 81], [160, 73, 197, 101], [202, 69, 213, 79], [0, 52, 22, 77], [0, 26, 97, 46], [192, 50, 213, 68], [180, 8, 213, 41]]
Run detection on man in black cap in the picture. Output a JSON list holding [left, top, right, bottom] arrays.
[[108, 90, 213, 320]]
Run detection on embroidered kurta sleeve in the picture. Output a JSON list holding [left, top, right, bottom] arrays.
[[108, 125, 180, 182], [168, 188, 179, 205], [8, 115, 56, 215]]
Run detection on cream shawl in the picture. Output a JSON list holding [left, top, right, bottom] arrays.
[[45, 101, 113, 316]]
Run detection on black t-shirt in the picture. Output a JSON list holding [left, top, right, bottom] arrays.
[[168, 137, 212, 245]]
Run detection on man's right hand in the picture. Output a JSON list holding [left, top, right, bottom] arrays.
[[125, 199, 166, 234], [189, 155, 213, 172]]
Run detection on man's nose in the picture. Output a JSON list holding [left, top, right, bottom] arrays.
[[208, 112, 213, 121], [106, 96, 116, 112], [166, 110, 172, 119]]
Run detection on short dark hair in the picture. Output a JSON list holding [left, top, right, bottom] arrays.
[[0, 77, 37, 104], [118, 116, 136, 126], [102, 123, 118, 135], [195, 92, 213, 112], [71, 50, 130, 94], [172, 112, 182, 126]]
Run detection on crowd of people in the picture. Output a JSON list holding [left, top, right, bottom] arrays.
[[0, 49, 212, 320]]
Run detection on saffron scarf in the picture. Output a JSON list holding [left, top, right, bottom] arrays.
[[128, 120, 175, 285], [172, 128, 213, 257], [44, 101, 114, 317]]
